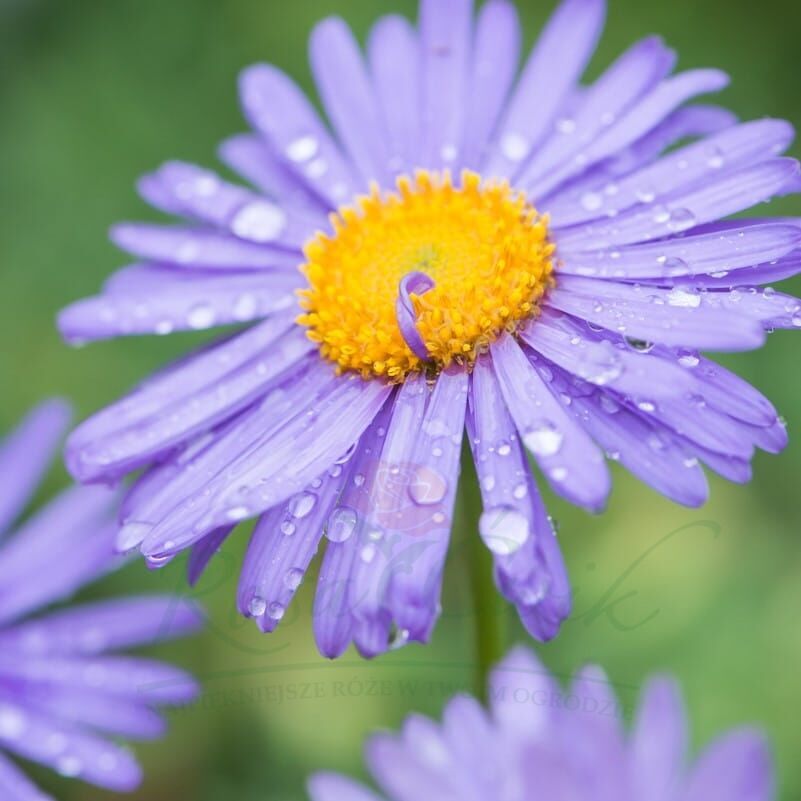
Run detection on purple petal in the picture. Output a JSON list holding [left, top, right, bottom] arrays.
[[367, 16, 422, 175], [489, 645, 557, 734], [111, 223, 302, 271], [549, 119, 794, 228], [0, 655, 198, 707], [140, 372, 391, 558], [555, 158, 799, 251], [486, 0, 606, 177], [632, 677, 687, 801], [490, 334, 610, 511], [308, 773, 385, 801], [460, 0, 521, 170], [558, 223, 801, 280], [551, 369, 708, 506], [519, 36, 676, 189], [0, 698, 143, 792], [239, 64, 359, 206], [521, 310, 696, 399], [5, 682, 166, 740], [312, 408, 395, 659], [218, 133, 332, 219], [418, 0, 473, 170], [0, 400, 70, 539], [468, 358, 570, 640], [310, 17, 392, 185], [347, 371, 467, 655], [0, 489, 119, 627], [545, 280, 766, 351], [533, 69, 730, 197], [237, 465, 346, 631], [0, 751, 53, 801], [138, 161, 310, 246], [546, 104, 738, 209], [0, 597, 202, 656], [66, 317, 308, 482], [118, 362, 334, 552], [187, 526, 233, 586], [681, 729, 774, 801], [59, 264, 301, 342]]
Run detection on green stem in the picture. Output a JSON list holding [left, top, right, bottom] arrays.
[[461, 459, 506, 701]]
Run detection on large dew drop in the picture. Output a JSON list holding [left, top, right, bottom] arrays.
[[479, 507, 530, 556]]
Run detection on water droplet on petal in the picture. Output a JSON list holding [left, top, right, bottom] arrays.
[[286, 135, 319, 162], [289, 492, 316, 519], [267, 601, 286, 621], [327, 507, 357, 543], [523, 426, 564, 457], [187, 303, 216, 330], [500, 132, 530, 162], [248, 596, 267, 617], [479, 507, 530, 555], [231, 201, 287, 243], [408, 466, 448, 505], [284, 568, 304, 591]]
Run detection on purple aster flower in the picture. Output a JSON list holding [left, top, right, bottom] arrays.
[[60, 0, 800, 658], [308, 646, 775, 801], [0, 401, 202, 798]]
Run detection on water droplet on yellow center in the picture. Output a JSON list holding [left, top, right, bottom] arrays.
[[297, 170, 555, 381]]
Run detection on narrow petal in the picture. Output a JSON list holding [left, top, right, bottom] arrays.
[[490, 334, 610, 511], [187, 526, 233, 586], [520, 310, 696, 400], [460, 0, 521, 170], [632, 677, 687, 801], [545, 281, 766, 351], [59, 265, 301, 342], [239, 64, 359, 205], [0, 400, 70, 538], [489, 645, 557, 735], [237, 465, 346, 631], [218, 133, 332, 219], [681, 729, 774, 801], [138, 161, 310, 246], [550, 368, 708, 506], [519, 36, 676, 189], [0, 699, 142, 792], [558, 223, 801, 280], [486, 0, 606, 177], [308, 773, 385, 801], [67, 319, 309, 482], [555, 158, 799, 251], [0, 597, 202, 656], [532, 69, 730, 197], [468, 358, 570, 640], [140, 373, 390, 557], [549, 119, 794, 227], [310, 18, 392, 186], [418, 0, 473, 169], [313, 408, 395, 658], [367, 16, 421, 174], [0, 655, 198, 707], [110, 223, 303, 271], [0, 751, 53, 801]]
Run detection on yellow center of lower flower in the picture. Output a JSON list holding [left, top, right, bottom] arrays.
[[297, 170, 555, 381]]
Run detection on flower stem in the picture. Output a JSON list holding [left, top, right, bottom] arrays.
[[461, 464, 506, 701]]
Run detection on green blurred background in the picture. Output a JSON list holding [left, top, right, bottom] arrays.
[[1, 0, 800, 798]]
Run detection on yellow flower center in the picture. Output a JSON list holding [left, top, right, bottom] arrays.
[[297, 170, 555, 381]]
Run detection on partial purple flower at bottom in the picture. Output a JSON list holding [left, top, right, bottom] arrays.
[[0, 402, 202, 799], [309, 646, 774, 801]]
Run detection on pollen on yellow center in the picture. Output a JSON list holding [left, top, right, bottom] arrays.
[[297, 170, 555, 381]]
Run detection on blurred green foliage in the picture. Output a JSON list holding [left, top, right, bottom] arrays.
[[1, 0, 800, 799]]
